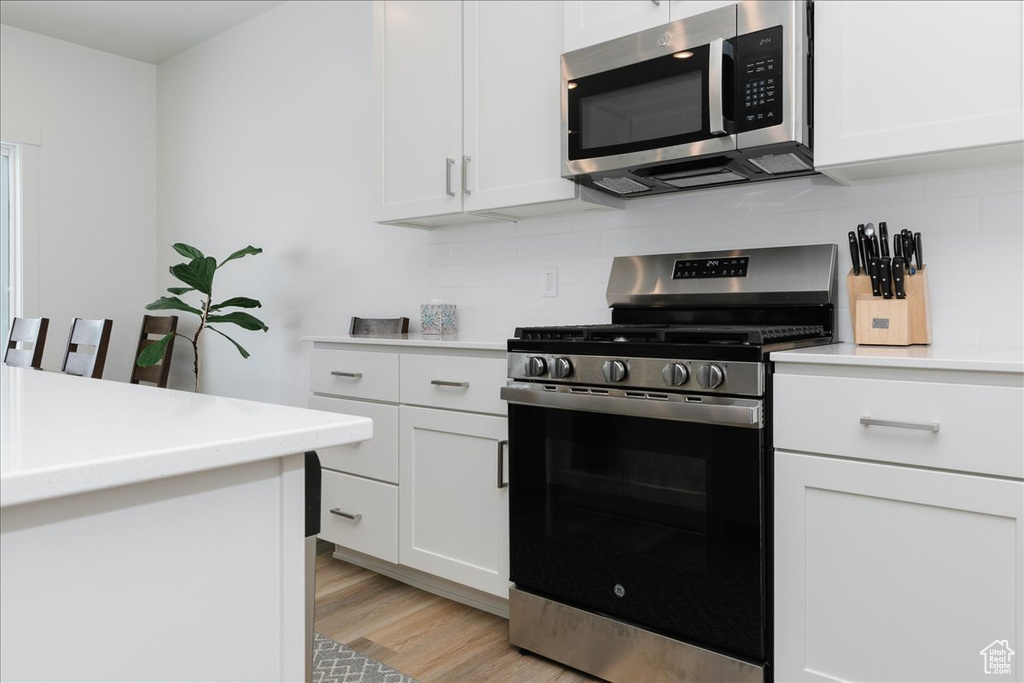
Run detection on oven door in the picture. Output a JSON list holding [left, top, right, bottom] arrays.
[[503, 385, 767, 663], [561, 4, 738, 177]]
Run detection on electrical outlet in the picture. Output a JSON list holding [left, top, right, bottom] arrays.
[[542, 267, 558, 298]]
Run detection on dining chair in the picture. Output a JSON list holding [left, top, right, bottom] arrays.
[[4, 317, 50, 369], [350, 316, 410, 335], [60, 318, 113, 379], [130, 314, 178, 388]]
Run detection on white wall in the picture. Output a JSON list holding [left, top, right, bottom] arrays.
[[157, 0, 427, 404], [427, 164, 1024, 348], [0, 24, 157, 380]]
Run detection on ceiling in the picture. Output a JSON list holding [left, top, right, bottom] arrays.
[[0, 0, 286, 64]]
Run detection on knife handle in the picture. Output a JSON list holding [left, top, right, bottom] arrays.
[[857, 224, 867, 273], [868, 257, 881, 296], [879, 222, 890, 257], [892, 258, 906, 299], [914, 232, 923, 271], [848, 231, 861, 276], [878, 258, 893, 299]]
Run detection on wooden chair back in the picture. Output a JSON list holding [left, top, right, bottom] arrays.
[[61, 318, 113, 379], [130, 315, 178, 387], [4, 317, 50, 369], [349, 317, 409, 335]]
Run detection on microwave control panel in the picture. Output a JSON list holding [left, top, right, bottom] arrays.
[[736, 26, 783, 133]]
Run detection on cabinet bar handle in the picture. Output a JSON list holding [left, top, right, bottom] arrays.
[[860, 417, 939, 433], [329, 508, 363, 521], [497, 440, 509, 489], [462, 155, 471, 195], [445, 157, 456, 197], [331, 371, 363, 379], [431, 379, 470, 388]]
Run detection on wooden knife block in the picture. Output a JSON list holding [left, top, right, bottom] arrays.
[[847, 266, 931, 346]]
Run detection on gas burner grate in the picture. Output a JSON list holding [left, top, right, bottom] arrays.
[[514, 324, 825, 346]]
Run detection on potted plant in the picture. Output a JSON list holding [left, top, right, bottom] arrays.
[[137, 243, 268, 392]]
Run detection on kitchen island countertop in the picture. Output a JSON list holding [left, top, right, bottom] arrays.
[[0, 364, 372, 507], [302, 333, 506, 351]]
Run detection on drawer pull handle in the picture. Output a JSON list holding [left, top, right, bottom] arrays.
[[860, 417, 939, 433], [331, 371, 363, 379], [497, 440, 509, 489], [329, 508, 363, 521], [431, 379, 470, 388]]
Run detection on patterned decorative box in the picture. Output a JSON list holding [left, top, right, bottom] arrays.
[[420, 304, 457, 336]]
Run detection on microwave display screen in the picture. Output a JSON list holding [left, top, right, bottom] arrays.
[[580, 71, 702, 150]]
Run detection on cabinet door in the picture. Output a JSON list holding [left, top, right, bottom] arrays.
[[462, 0, 578, 213], [399, 405, 509, 598], [814, 1, 1024, 179], [775, 451, 1024, 682], [563, 0, 670, 53], [375, 0, 463, 222]]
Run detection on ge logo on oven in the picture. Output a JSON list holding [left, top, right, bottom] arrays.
[[613, 584, 626, 598]]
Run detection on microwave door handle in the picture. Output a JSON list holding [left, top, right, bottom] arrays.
[[708, 38, 726, 135]]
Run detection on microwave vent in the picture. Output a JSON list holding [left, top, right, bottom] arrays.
[[593, 177, 651, 195], [748, 153, 813, 175]]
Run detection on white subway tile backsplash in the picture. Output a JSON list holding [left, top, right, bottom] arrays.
[[427, 164, 1024, 346], [981, 192, 1024, 232]]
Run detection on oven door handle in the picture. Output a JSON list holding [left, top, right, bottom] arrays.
[[500, 385, 762, 428]]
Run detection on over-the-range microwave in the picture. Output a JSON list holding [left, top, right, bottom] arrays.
[[561, 0, 814, 198]]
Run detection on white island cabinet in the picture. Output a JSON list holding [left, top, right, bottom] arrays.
[[0, 366, 371, 683], [304, 335, 511, 615], [771, 345, 1024, 683]]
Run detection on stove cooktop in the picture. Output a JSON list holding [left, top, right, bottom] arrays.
[[514, 323, 826, 346]]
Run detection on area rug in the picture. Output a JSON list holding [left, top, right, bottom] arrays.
[[313, 632, 419, 683]]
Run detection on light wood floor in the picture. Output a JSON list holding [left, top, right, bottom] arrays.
[[313, 541, 599, 682]]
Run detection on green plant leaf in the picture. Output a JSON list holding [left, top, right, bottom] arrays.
[[219, 245, 263, 267], [208, 326, 250, 359], [207, 311, 268, 331], [172, 243, 205, 260], [167, 286, 194, 295], [136, 333, 175, 367], [145, 296, 203, 316], [209, 296, 262, 312], [169, 256, 217, 295]]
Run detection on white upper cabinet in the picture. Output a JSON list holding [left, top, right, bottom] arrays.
[[563, 1, 738, 53], [814, 1, 1024, 183], [375, 1, 616, 228], [375, 1, 462, 223]]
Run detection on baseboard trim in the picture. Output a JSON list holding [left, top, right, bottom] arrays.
[[331, 545, 510, 619]]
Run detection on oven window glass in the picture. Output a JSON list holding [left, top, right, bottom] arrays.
[[580, 71, 702, 150], [508, 404, 765, 661]]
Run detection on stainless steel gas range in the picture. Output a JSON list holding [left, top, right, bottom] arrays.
[[500, 244, 838, 682]]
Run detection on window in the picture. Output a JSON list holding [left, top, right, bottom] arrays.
[[0, 143, 14, 348]]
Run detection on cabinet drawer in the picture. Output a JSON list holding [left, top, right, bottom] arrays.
[[310, 348, 398, 402], [319, 470, 398, 564], [309, 396, 398, 484], [774, 374, 1024, 478], [400, 354, 507, 415]]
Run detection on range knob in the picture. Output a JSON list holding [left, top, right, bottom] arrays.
[[524, 356, 547, 377], [661, 363, 690, 387], [551, 357, 573, 379], [696, 364, 725, 389], [602, 360, 628, 383]]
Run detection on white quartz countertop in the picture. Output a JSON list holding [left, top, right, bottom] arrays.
[[302, 333, 506, 351], [772, 344, 1024, 374], [0, 366, 372, 508]]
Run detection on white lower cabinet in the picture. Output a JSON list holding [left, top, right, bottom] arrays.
[[775, 451, 1023, 683], [307, 339, 510, 604], [399, 405, 509, 597], [773, 356, 1024, 683]]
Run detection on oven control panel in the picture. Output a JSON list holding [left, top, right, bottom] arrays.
[[507, 353, 765, 398], [672, 256, 749, 279]]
